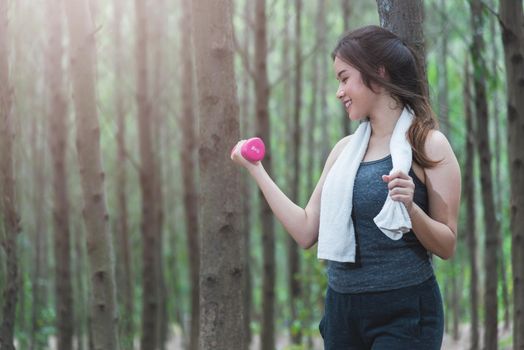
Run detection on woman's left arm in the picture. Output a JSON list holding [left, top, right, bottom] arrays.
[[385, 130, 461, 260]]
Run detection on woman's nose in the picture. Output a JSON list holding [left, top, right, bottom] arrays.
[[336, 88, 344, 99]]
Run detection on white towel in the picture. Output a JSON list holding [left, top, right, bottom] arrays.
[[317, 106, 414, 263]]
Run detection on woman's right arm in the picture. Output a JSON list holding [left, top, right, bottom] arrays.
[[232, 136, 349, 249]]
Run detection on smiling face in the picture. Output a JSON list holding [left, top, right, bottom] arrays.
[[333, 56, 380, 121]]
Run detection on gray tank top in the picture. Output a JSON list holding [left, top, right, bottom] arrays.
[[326, 154, 434, 293]]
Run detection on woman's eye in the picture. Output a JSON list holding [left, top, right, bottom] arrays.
[[342, 78, 348, 83]]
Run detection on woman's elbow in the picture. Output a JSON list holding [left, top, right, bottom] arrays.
[[438, 236, 457, 260], [299, 235, 318, 250]]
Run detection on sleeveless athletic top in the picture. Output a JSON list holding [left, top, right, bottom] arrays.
[[326, 154, 434, 293]]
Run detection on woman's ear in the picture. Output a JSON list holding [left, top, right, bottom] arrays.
[[378, 65, 388, 79]]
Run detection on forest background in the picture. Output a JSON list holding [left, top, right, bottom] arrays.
[[0, 0, 523, 349]]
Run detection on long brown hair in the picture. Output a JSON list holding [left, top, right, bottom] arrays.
[[332, 25, 439, 168]]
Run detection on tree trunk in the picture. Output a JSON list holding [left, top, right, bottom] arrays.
[[469, 0, 500, 348], [499, 1, 524, 348], [191, 0, 247, 348], [63, 0, 120, 347], [74, 220, 88, 350], [375, 0, 428, 95], [149, 0, 168, 347], [306, 0, 320, 197], [489, 0, 510, 331], [134, 0, 161, 348], [283, 0, 293, 197], [450, 262, 460, 340], [45, 0, 74, 348], [113, 0, 134, 346], [463, 60, 480, 350], [240, 0, 253, 344], [254, 1, 276, 349], [0, 0, 20, 348], [179, 0, 200, 348], [341, 0, 352, 136], [436, 0, 449, 136], [30, 114, 48, 350], [289, 0, 303, 344]]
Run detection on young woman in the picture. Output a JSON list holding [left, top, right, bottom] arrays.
[[231, 25, 460, 350]]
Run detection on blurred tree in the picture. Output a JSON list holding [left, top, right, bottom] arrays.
[[134, 0, 162, 348], [436, 0, 450, 136], [289, 0, 303, 344], [149, 0, 168, 347], [45, 0, 74, 348], [179, 0, 200, 348], [469, 0, 500, 348], [29, 104, 48, 350], [463, 58, 480, 350], [487, 0, 510, 331], [499, 0, 524, 348], [239, 0, 254, 344], [63, 0, 120, 347], [0, 0, 20, 348], [341, 0, 353, 136], [253, 0, 276, 349], [112, 0, 134, 346]]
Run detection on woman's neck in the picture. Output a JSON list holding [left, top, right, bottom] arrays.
[[368, 95, 403, 138]]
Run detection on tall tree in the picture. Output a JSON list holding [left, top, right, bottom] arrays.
[[341, 0, 352, 136], [463, 59, 480, 350], [289, 0, 303, 344], [63, 0, 120, 347], [134, 0, 161, 348], [254, 0, 276, 349], [29, 115, 48, 350], [499, 0, 524, 348], [239, 0, 253, 344], [113, 0, 134, 346], [469, 0, 500, 348], [376, 0, 428, 94], [191, 0, 247, 347], [0, 0, 20, 348], [73, 221, 88, 350], [149, 0, 168, 347], [45, 0, 74, 348], [179, 0, 200, 348], [436, 0, 450, 136], [489, 0, 510, 331], [434, 1, 460, 340]]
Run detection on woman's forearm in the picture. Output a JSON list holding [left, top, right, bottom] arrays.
[[247, 163, 315, 249], [409, 203, 456, 259]]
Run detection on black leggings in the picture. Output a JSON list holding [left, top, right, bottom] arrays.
[[319, 276, 444, 350]]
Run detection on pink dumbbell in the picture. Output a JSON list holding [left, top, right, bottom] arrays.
[[231, 137, 265, 163]]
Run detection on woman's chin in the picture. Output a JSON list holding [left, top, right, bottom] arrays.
[[348, 112, 363, 121]]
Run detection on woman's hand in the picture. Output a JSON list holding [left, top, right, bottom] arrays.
[[382, 170, 415, 213], [230, 139, 261, 170]]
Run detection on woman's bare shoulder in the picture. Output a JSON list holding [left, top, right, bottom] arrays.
[[425, 129, 454, 162], [322, 134, 352, 170], [423, 129, 461, 187]]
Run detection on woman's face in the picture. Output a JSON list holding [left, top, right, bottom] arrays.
[[333, 56, 378, 121]]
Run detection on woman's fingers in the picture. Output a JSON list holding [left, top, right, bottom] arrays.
[[383, 170, 410, 181], [230, 140, 249, 165], [389, 187, 413, 196], [383, 171, 415, 211], [386, 177, 414, 190]]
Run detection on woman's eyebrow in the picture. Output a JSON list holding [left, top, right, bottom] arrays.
[[337, 69, 347, 78]]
